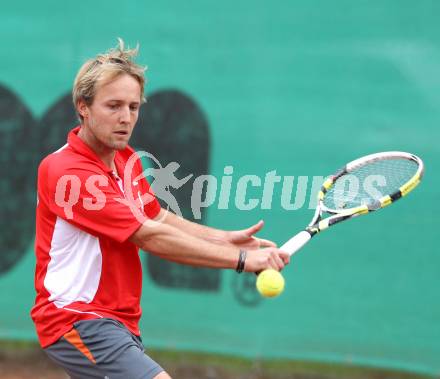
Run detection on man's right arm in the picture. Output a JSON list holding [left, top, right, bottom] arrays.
[[129, 220, 290, 273], [44, 159, 290, 272]]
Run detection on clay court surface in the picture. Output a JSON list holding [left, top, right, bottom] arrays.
[[0, 343, 433, 379]]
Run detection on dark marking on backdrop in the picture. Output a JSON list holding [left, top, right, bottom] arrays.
[[0, 85, 38, 273], [231, 273, 262, 307]]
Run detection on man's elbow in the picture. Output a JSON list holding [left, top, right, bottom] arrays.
[[130, 218, 175, 251]]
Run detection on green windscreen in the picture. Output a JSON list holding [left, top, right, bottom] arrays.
[[0, 1, 438, 376]]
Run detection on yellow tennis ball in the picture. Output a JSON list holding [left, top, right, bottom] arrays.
[[256, 269, 285, 298]]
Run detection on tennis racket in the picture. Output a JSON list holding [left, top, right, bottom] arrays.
[[278, 150, 424, 260]]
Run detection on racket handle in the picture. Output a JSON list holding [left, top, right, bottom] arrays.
[[280, 230, 311, 256]]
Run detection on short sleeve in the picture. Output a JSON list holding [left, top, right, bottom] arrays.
[[45, 165, 144, 243]]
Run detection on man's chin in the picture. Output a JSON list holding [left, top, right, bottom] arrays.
[[111, 141, 129, 150]]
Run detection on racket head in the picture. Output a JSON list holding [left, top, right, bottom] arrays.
[[320, 151, 424, 214], [281, 151, 424, 255]]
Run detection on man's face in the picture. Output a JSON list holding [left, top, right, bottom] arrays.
[[81, 74, 141, 150]]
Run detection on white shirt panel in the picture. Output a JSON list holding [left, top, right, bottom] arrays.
[[44, 217, 102, 308]]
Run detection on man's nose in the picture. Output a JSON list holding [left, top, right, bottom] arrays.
[[119, 106, 131, 123]]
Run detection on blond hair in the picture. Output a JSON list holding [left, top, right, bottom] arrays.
[[73, 38, 146, 121]]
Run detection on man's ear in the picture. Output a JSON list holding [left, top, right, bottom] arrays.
[[77, 99, 89, 119]]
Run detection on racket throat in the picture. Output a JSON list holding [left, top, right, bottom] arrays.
[[305, 226, 320, 236]]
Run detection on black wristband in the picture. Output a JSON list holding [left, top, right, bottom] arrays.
[[236, 250, 247, 273]]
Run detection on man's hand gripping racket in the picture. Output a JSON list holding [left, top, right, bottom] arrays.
[[257, 151, 424, 296]]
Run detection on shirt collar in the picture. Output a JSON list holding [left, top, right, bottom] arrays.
[[67, 126, 131, 174]]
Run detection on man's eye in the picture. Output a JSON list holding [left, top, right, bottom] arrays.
[[109, 104, 119, 110], [130, 105, 139, 111]]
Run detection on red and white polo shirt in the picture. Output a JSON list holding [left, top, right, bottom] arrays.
[[31, 126, 161, 348]]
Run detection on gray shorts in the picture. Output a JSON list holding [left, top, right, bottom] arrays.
[[44, 318, 164, 379]]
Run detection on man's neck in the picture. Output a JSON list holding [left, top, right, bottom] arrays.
[[77, 125, 117, 171]]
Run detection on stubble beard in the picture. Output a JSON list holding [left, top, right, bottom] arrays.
[[88, 116, 130, 151]]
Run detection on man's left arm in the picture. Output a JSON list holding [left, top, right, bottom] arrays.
[[155, 208, 277, 250]]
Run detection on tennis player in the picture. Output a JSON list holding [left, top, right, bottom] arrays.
[[30, 40, 289, 379]]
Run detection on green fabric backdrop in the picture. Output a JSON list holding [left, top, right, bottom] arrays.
[[0, 0, 438, 375]]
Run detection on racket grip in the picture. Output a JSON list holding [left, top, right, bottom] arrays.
[[280, 230, 311, 256]]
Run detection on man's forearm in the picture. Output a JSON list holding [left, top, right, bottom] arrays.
[[158, 209, 230, 245], [130, 219, 238, 269]]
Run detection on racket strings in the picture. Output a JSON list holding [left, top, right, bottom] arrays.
[[323, 159, 419, 210]]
